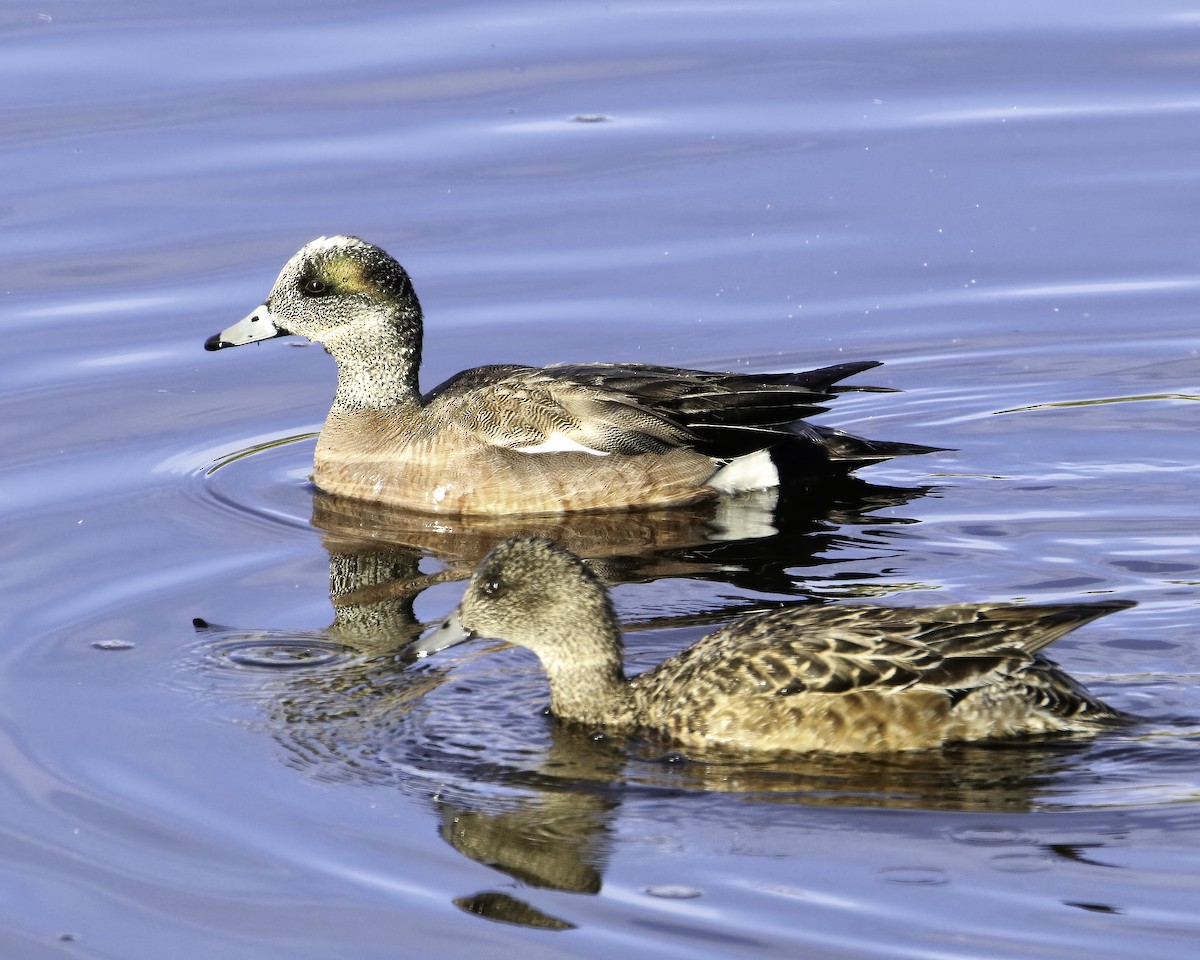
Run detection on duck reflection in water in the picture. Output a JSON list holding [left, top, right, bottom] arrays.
[[310, 472, 934, 626]]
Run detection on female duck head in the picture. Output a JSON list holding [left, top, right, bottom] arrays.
[[418, 537, 625, 673]]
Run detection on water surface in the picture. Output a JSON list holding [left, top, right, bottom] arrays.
[[2, 2, 1198, 957]]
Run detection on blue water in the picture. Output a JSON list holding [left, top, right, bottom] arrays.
[[2, 1, 1199, 957]]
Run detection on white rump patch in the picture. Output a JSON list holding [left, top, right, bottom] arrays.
[[513, 432, 612, 457], [708, 448, 780, 493]]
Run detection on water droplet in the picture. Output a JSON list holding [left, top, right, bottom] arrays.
[[92, 639, 134, 651], [646, 885, 703, 899]]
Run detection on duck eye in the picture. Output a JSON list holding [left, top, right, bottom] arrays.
[[481, 578, 502, 597], [300, 277, 330, 297]]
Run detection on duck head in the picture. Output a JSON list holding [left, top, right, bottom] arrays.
[[413, 537, 622, 666], [205, 235, 425, 406]]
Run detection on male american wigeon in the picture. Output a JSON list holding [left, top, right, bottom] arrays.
[[414, 538, 1133, 755], [207, 236, 936, 515]]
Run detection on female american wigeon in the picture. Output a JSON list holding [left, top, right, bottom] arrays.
[[206, 236, 935, 515], [414, 538, 1133, 755]]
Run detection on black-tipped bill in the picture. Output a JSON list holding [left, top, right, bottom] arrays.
[[204, 305, 285, 351], [412, 610, 475, 659]]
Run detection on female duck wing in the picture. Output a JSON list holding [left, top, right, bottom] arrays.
[[647, 600, 1135, 699], [645, 607, 943, 699]]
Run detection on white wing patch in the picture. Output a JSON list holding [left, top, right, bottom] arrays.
[[512, 432, 612, 457], [708, 448, 780, 493]]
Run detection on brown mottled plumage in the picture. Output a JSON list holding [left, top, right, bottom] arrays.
[[205, 236, 937, 515], [414, 538, 1133, 755]]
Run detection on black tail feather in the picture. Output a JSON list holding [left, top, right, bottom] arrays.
[[555, 358, 941, 474], [804, 424, 950, 466]]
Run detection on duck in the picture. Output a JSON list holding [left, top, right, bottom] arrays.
[[413, 537, 1134, 755], [206, 235, 937, 515]]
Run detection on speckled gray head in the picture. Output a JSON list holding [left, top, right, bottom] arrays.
[[204, 235, 425, 408], [204, 235, 421, 352]]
